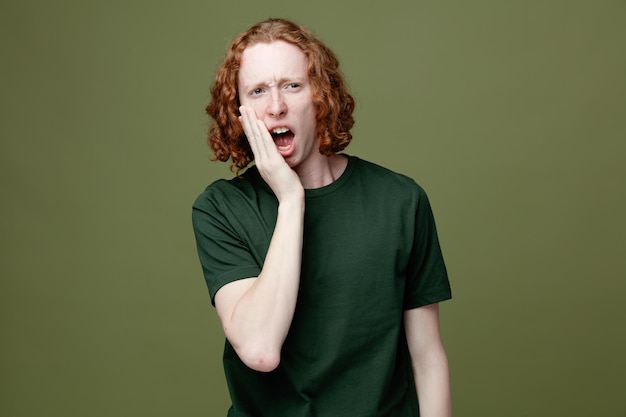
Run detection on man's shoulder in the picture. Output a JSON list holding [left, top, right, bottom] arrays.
[[193, 166, 269, 210], [351, 156, 425, 194]]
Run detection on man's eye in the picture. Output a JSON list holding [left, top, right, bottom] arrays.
[[287, 83, 300, 89], [252, 88, 263, 95]]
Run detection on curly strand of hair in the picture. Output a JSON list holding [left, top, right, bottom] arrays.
[[313, 47, 354, 155]]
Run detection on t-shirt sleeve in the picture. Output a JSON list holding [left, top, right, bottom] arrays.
[[403, 186, 452, 309], [192, 186, 262, 306]]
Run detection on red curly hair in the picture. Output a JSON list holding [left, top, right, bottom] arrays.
[[206, 18, 355, 172]]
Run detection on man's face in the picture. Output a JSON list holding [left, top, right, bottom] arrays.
[[238, 41, 319, 170]]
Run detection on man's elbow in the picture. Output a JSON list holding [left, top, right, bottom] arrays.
[[236, 346, 281, 372]]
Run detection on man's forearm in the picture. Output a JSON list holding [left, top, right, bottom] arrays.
[[223, 196, 304, 371], [414, 353, 452, 417]]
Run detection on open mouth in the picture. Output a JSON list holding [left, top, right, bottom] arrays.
[[270, 127, 295, 152]]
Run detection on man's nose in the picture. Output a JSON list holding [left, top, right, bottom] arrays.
[[268, 91, 287, 118]]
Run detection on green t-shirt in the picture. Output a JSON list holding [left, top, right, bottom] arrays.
[[192, 155, 451, 417]]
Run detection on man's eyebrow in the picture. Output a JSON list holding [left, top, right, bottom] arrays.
[[241, 76, 307, 90]]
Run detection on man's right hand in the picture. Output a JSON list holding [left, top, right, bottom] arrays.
[[239, 105, 304, 202]]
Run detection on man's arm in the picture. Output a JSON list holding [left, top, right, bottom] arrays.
[[404, 303, 452, 417], [213, 106, 304, 373]]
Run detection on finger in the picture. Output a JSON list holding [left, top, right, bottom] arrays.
[[239, 106, 266, 160], [239, 106, 257, 145], [255, 119, 279, 157]]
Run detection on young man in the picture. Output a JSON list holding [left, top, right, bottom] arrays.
[[192, 18, 452, 417]]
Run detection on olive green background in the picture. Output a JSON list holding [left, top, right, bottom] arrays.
[[1, 1, 624, 416]]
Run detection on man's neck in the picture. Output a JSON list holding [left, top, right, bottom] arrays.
[[295, 153, 348, 190]]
